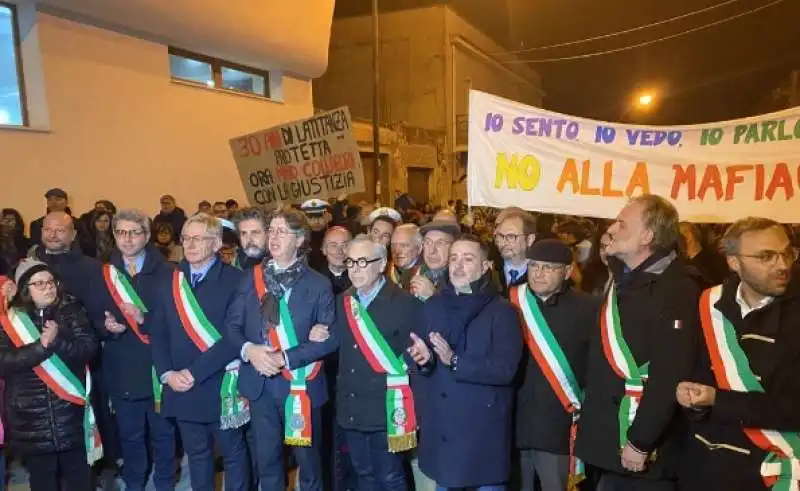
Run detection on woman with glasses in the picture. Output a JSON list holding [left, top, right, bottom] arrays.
[[228, 208, 337, 491], [0, 259, 98, 491]]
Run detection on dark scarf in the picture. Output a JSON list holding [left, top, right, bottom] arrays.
[[260, 256, 307, 325], [421, 262, 447, 288], [438, 271, 496, 348]]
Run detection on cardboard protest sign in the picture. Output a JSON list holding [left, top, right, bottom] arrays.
[[230, 107, 365, 207], [468, 90, 800, 223]]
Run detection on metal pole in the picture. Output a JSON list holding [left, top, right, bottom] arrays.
[[372, 0, 381, 204]]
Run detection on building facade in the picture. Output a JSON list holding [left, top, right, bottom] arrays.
[[0, 0, 334, 222], [313, 5, 543, 207]]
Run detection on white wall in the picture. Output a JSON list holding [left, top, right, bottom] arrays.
[[0, 12, 316, 224]]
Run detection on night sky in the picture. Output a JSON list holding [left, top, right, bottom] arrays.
[[335, 0, 800, 125]]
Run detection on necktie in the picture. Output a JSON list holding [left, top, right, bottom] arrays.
[[509, 270, 519, 284], [191, 272, 202, 287], [126, 262, 137, 277]]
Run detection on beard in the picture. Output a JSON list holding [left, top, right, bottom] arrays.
[[739, 264, 790, 297]]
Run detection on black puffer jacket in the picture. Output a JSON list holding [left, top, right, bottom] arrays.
[[0, 294, 98, 455]]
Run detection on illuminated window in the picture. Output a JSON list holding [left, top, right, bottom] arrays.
[[0, 3, 25, 126], [168, 48, 270, 98]]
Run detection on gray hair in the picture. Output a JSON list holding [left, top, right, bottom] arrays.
[[184, 213, 223, 240], [629, 194, 680, 251], [232, 207, 268, 233], [392, 223, 422, 248], [112, 209, 151, 235], [347, 234, 388, 260], [720, 217, 783, 256]]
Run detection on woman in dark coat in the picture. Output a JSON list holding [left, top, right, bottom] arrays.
[[0, 259, 98, 491], [414, 235, 523, 490], [78, 210, 115, 263]]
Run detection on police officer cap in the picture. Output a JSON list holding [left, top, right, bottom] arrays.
[[300, 199, 330, 216], [368, 207, 402, 224], [526, 239, 573, 265]]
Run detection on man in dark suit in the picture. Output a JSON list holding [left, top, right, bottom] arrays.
[[320, 226, 352, 295], [678, 217, 800, 491], [227, 209, 337, 491], [150, 214, 250, 491], [312, 235, 425, 490], [493, 208, 537, 297]]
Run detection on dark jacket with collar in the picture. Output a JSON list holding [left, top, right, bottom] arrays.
[[32, 246, 102, 311], [150, 259, 243, 423], [497, 261, 528, 298], [514, 285, 599, 454], [333, 280, 422, 432], [92, 246, 175, 400], [680, 278, 800, 491], [227, 260, 337, 408], [320, 262, 352, 296], [414, 280, 523, 488], [575, 249, 700, 480]]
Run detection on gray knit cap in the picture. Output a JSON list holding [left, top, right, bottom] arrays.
[[14, 259, 49, 285]]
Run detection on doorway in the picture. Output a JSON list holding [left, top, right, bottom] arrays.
[[407, 167, 432, 208]]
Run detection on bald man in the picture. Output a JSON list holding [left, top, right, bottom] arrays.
[[433, 209, 458, 224]]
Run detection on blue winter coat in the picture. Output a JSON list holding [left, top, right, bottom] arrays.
[[227, 261, 336, 408], [91, 246, 175, 400], [414, 284, 522, 488], [150, 259, 243, 423]]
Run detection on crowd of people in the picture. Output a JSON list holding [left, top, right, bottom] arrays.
[[0, 186, 794, 491]]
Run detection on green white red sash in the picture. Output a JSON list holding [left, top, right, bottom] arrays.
[[253, 265, 321, 447], [102, 264, 149, 343], [600, 283, 650, 450], [0, 308, 103, 464], [511, 285, 584, 488], [102, 264, 163, 410], [172, 271, 249, 430], [700, 285, 800, 491], [343, 292, 417, 452]]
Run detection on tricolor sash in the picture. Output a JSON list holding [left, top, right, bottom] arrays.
[[511, 285, 584, 489], [253, 265, 321, 447], [343, 293, 417, 452], [700, 285, 800, 491], [102, 264, 163, 410], [0, 308, 103, 464], [172, 271, 249, 429], [600, 283, 650, 450]]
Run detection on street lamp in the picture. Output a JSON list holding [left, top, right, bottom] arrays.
[[638, 93, 654, 107]]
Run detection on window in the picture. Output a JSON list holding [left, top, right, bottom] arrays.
[[0, 3, 25, 126], [168, 48, 270, 98]]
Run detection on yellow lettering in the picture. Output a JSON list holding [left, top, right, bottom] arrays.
[[494, 153, 541, 191]]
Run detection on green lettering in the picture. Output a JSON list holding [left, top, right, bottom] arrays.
[[733, 125, 748, 144], [778, 120, 793, 141], [761, 120, 777, 142], [745, 124, 760, 144]]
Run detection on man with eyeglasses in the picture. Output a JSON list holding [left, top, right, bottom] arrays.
[[509, 239, 598, 491], [90, 209, 177, 491], [493, 209, 537, 298], [368, 207, 402, 249], [576, 195, 699, 491], [677, 217, 800, 491], [312, 235, 425, 490], [409, 221, 460, 301], [150, 213, 250, 491]]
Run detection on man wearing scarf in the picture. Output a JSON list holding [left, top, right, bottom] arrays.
[[575, 195, 698, 491], [315, 235, 425, 490], [150, 213, 250, 491], [228, 209, 336, 491], [413, 234, 522, 490], [409, 221, 460, 301], [511, 239, 598, 491], [388, 224, 423, 291], [677, 218, 800, 491]]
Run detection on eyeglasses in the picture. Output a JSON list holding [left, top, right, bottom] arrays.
[[345, 257, 383, 269], [423, 238, 453, 249], [114, 229, 146, 239], [737, 248, 798, 266], [29, 279, 56, 291], [267, 227, 297, 238], [528, 262, 566, 274], [181, 235, 215, 245], [494, 232, 523, 244]]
